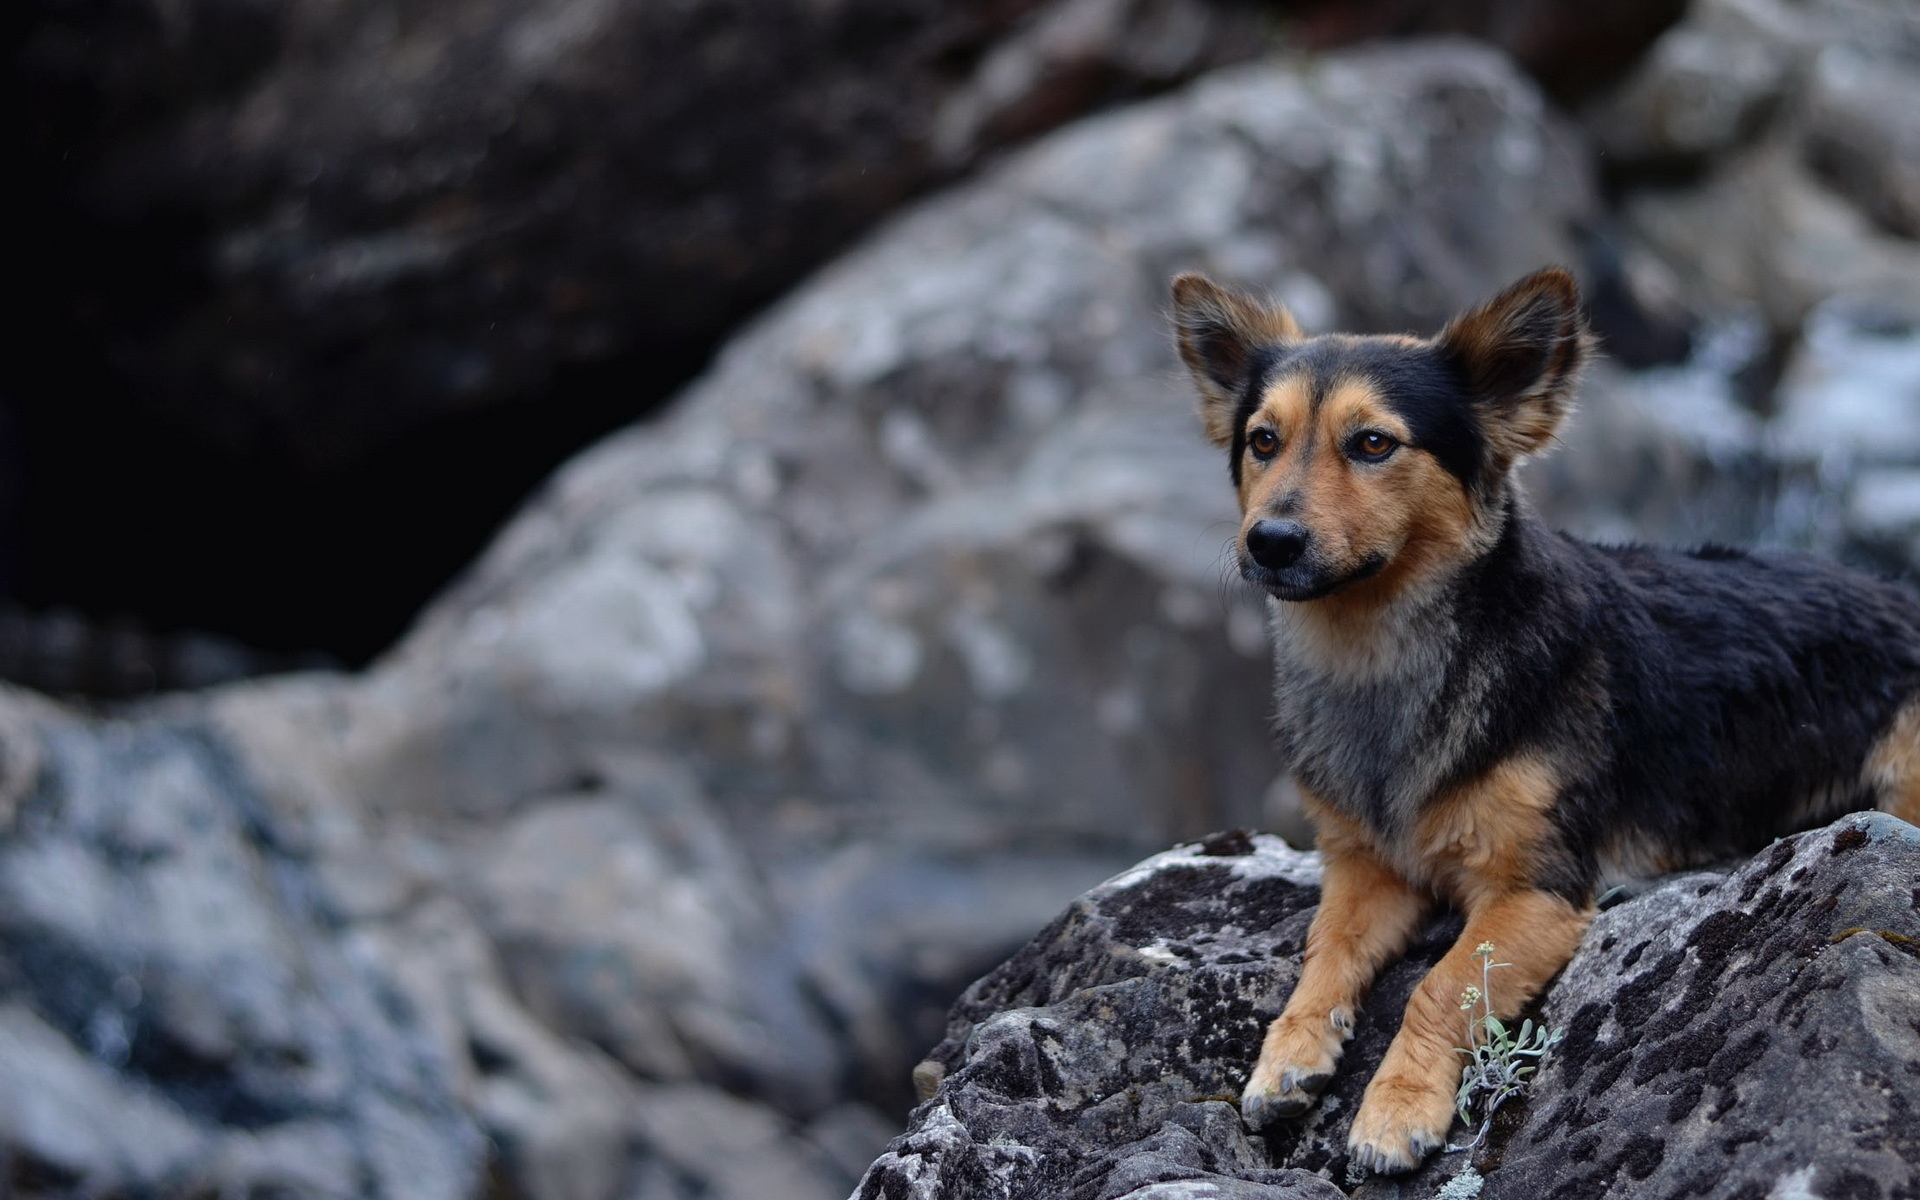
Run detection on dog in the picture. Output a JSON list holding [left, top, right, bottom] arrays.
[[1169, 266, 1920, 1174]]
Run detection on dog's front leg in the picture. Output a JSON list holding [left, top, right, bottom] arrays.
[[1346, 887, 1591, 1173], [1242, 816, 1429, 1128]]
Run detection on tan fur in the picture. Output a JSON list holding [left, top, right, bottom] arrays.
[[1411, 756, 1563, 907], [1348, 887, 1591, 1168], [1865, 697, 1920, 826], [1245, 758, 1593, 1170], [1238, 375, 1487, 682], [1244, 794, 1431, 1117]]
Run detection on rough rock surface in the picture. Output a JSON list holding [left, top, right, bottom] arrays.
[[1585, 0, 1920, 333], [0, 43, 1611, 1200], [858, 813, 1920, 1199], [0, 691, 482, 1199]]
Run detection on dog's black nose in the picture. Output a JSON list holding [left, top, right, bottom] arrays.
[[1246, 520, 1309, 570]]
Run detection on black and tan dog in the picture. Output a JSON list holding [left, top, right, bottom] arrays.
[[1170, 266, 1920, 1173]]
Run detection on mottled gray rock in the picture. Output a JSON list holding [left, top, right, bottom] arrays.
[[1801, 46, 1920, 240], [1469, 814, 1920, 1200], [1589, 0, 1920, 335], [0, 687, 482, 1199], [859, 815, 1920, 1199], [2, 43, 1618, 1199], [1580, 0, 1810, 166], [857, 832, 1446, 1198]]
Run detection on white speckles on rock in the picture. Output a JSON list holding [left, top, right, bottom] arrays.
[[503, 553, 706, 708], [947, 612, 1031, 701], [833, 610, 925, 695]]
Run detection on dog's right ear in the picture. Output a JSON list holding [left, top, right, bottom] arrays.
[[1171, 273, 1300, 448]]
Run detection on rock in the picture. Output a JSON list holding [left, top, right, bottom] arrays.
[[1472, 813, 1920, 1200], [1286, 0, 1689, 102], [1, 41, 1615, 1200], [0, 688, 483, 1199], [1616, 144, 1920, 338], [1801, 47, 1920, 241], [4, 0, 1278, 693], [12, 0, 1269, 473], [859, 813, 1920, 1199], [1584, 0, 1920, 336], [1579, 0, 1810, 167]]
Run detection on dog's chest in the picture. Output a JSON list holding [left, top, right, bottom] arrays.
[[1267, 605, 1473, 833]]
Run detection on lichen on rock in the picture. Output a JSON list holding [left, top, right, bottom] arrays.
[[858, 814, 1920, 1199]]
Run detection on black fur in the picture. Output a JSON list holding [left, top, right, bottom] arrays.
[[1396, 503, 1920, 901], [1232, 338, 1487, 490]]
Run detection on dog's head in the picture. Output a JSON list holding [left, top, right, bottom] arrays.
[[1171, 268, 1591, 604]]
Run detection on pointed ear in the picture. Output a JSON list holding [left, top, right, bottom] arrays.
[[1437, 268, 1593, 463], [1171, 273, 1300, 447]]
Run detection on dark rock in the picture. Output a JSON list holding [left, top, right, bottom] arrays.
[[4, 0, 1272, 681], [1471, 813, 1920, 1200], [12, 0, 1269, 472], [861, 814, 1920, 1198], [1288, 0, 1689, 102]]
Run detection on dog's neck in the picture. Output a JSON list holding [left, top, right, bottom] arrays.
[[1266, 486, 1532, 686]]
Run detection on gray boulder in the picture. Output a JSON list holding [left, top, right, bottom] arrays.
[[1586, 0, 1920, 334], [0, 688, 482, 1199], [0, 41, 1616, 1200], [859, 813, 1920, 1199]]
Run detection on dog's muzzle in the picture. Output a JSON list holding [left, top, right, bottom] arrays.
[[1241, 520, 1383, 601]]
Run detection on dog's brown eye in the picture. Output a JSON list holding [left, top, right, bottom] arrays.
[[1354, 431, 1398, 460], [1248, 428, 1279, 459]]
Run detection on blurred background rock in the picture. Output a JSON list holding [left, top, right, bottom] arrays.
[[1, 0, 1917, 1197]]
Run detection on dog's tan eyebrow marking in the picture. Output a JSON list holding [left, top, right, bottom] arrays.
[[1251, 373, 1316, 447], [1319, 379, 1413, 444]]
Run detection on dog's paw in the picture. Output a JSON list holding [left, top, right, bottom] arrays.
[[1345, 1072, 1454, 1175], [1238, 1010, 1348, 1129]]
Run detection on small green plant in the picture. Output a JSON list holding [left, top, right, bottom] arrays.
[[1449, 941, 1563, 1155]]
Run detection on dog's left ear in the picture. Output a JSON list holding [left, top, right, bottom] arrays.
[[1171, 273, 1301, 448], [1437, 268, 1592, 463]]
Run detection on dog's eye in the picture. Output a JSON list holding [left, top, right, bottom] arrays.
[[1248, 428, 1279, 459], [1352, 431, 1398, 460]]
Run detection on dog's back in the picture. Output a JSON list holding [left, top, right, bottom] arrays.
[[1569, 536, 1920, 868]]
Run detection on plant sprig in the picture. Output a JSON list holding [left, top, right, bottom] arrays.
[[1449, 941, 1563, 1155]]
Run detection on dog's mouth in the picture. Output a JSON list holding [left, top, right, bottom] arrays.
[[1239, 552, 1388, 602]]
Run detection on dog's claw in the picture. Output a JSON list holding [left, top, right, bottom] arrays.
[[1347, 1114, 1446, 1175], [1347, 1138, 1420, 1177], [1240, 1081, 1321, 1128], [1242, 1067, 1335, 1129]]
